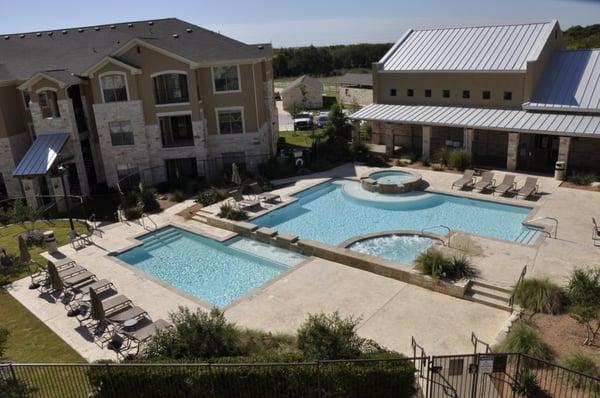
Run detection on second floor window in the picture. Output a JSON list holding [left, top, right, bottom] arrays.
[[101, 74, 128, 102], [22, 90, 31, 109], [504, 91, 513, 101], [482, 91, 491, 100], [154, 73, 189, 105], [443, 89, 450, 98], [213, 66, 240, 92], [425, 89, 432, 98], [159, 115, 194, 147], [38, 90, 60, 119], [407, 89, 414, 97], [109, 120, 134, 146], [217, 109, 244, 135]]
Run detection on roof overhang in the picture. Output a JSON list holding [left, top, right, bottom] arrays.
[[17, 72, 69, 91], [82, 56, 142, 77], [523, 102, 600, 115], [12, 133, 70, 177], [112, 38, 201, 68], [350, 103, 600, 138]]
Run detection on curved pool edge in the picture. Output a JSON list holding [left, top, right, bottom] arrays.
[[338, 229, 447, 248], [361, 169, 424, 194]]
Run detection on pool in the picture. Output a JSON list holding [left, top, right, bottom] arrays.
[[255, 180, 537, 245], [116, 227, 306, 307], [348, 234, 439, 265], [369, 170, 415, 185]]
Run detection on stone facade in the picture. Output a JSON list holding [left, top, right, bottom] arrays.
[[506, 133, 520, 171], [0, 132, 30, 197], [338, 87, 373, 106]]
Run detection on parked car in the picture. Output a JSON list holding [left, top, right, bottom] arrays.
[[314, 112, 328, 128], [294, 112, 313, 131]]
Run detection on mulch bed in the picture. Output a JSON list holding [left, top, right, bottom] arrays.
[[176, 203, 203, 220]]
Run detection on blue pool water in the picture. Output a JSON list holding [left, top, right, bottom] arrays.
[[348, 235, 438, 265], [255, 180, 536, 245], [370, 170, 415, 184], [117, 227, 306, 307]]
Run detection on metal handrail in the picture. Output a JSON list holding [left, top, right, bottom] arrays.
[[141, 212, 157, 231], [509, 265, 528, 310], [527, 216, 559, 239], [420, 225, 451, 236], [471, 332, 492, 354]]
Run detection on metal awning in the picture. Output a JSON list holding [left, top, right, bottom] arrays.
[[350, 104, 600, 137], [12, 133, 70, 177]]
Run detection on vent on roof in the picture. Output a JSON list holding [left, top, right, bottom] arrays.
[[257, 45, 264, 50], [94, 27, 100, 31], [3, 36, 9, 40], [47, 32, 53, 36], [186, 28, 192, 33], [19, 34, 24, 39], [110, 25, 116, 30], [148, 21, 154, 26], [36, 32, 42, 37], [128, 23, 133, 28], [173, 34, 179, 38], [62, 30, 68, 34], [78, 28, 84, 33]]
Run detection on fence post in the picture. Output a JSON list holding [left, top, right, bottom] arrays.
[[512, 354, 521, 398], [317, 361, 321, 398]]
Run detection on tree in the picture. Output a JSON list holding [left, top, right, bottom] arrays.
[[323, 103, 352, 144], [7, 200, 39, 233], [566, 267, 600, 345]]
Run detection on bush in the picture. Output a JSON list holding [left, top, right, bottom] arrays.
[[512, 278, 567, 315], [415, 250, 476, 280], [568, 170, 598, 186], [123, 207, 143, 221], [433, 147, 452, 165], [171, 190, 185, 202], [0, 327, 8, 357], [496, 322, 553, 362], [138, 185, 160, 213], [297, 312, 384, 360], [218, 204, 248, 221], [562, 352, 599, 377], [513, 366, 545, 397], [566, 267, 600, 345], [145, 307, 245, 360], [195, 187, 229, 207], [448, 150, 471, 171], [0, 377, 36, 398]]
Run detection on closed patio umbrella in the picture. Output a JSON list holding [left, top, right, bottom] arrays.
[[18, 235, 31, 264], [89, 287, 105, 322], [231, 163, 242, 186], [47, 262, 64, 294]]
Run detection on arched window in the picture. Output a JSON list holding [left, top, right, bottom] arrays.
[[100, 73, 128, 102], [38, 90, 60, 118], [152, 72, 188, 105]]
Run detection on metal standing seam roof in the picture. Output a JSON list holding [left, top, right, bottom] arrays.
[[350, 104, 600, 137], [525, 50, 600, 113], [12, 133, 70, 177], [380, 21, 555, 72]]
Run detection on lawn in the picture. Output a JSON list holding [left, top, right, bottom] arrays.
[[279, 130, 327, 148]]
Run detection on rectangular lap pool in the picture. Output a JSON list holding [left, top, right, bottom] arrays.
[[255, 180, 538, 245], [116, 227, 307, 307]]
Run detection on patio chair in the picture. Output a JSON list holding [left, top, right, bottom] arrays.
[[248, 182, 281, 204], [517, 177, 539, 199], [110, 317, 171, 359], [44, 262, 96, 296], [474, 172, 495, 192], [68, 230, 92, 249], [228, 190, 260, 211], [593, 218, 600, 247], [30, 258, 77, 288], [493, 175, 516, 196], [65, 279, 114, 310], [451, 169, 475, 190]]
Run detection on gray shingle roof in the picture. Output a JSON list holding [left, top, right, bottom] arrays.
[[380, 21, 555, 72], [281, 75, 324, 93], [351, 103, 600, 137], [525, 50, 600, 114], [0, 18, 271, 83], [337, 73, 373, 87]]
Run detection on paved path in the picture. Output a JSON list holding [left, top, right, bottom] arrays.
[[276, 100, 294, 131]]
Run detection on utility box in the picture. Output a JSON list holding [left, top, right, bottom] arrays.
[[44, 230, 57, 254], [554, 161, 566, 181]]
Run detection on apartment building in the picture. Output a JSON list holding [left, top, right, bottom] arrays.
[[0, 18, 277, 202], [351, 21, 600, 175]]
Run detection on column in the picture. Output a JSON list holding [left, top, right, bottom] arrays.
[[422, 125, 432, 159], [50, 176, 68, 213], [351, 120, 361, 145], [463, 128, 474, 157], [557, 136, 571, 165], [384, 123, 393, 156], [506, 132, 520, 171], [20, 178, 40, 210]]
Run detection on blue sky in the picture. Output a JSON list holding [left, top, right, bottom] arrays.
[[1, 0, 599, 46]]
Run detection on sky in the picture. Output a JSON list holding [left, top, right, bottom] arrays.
[[1, 0, 599, 47]]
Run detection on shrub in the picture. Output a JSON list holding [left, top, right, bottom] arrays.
[[0, 377, 36, 398], [496, 322, 553, 362], [196, 187, 229, 206], [420, 157, 431, 167], [568, 170, 598, 186], [512, 278, 567, 314], [137, 185, 160, 213], [430, 163, 445, 171], [562, 352, 599, 377], [0, 327, 8, 357], [144, 307, 245, 360], [218, 204, 248, 221], [414, 250, 476, 280], [448, 150, 471, 171], [433, 147, 452, 165], [123, 207, 143, 221], [171, 190, 185, 202], [448, 255, 478, 279], [297, 312, 384, 360], [566, 267, 600, 345], [513, 366, 545, 397]]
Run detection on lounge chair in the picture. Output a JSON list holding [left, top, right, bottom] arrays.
[[68, 230, 92, 249], [474, 172, 495, 192], [66, 279, 114, 310], [593, 218, 600, 247], [30, 258, 77, 288], [452, 169, 475, 190], [249, 183, 281, 203], [44, 262, 96, 296], [228, 190, 260, 211], [493, 175, 516, 196], [110, 317, 171, 359], [517, 177, 539, 199]]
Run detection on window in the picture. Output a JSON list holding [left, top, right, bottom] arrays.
[[109, 120, 134, 146], [442, 90, 450, 98], [100, 73, 128, 102], [159, 114, 194, 147], [462, 90, 470, 99], [503, 91, 513, 101], [217, 108, 244, 135], [407, 89, 414, 97], [116, 164, 140, 190], [425, 89, 432, 98], [222, 152, 246, 172], [213, 65, 240, 93], [0, 173, 7, 199], [165, 158, 198, 183], [153, 73, 189, 104], [22, 90, 31, 109], [482, 91, 491, 100], [38, 90, 60, 118], [390, 88, 397, 97]]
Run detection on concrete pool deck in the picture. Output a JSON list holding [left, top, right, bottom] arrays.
[[6, 163, 600, 362]]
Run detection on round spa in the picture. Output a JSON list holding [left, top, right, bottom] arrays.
[[345, 233, 441, 265], [361, 169, 422, 194]]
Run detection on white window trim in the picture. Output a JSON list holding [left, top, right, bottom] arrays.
[[34, 87, 58, 94], [150, 70, 188, 79], [211, 65, 242, 94], [155, 102, 191, 108], [151, 70, 190, 106], [156, 110, 193, 118], [215, 106, 245, 135], [99, 71, 130, 104]]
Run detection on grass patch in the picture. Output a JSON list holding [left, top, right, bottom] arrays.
[[279, 130, 327, 148], [496, 321, 553, 362], [512, 278, 567, 315]]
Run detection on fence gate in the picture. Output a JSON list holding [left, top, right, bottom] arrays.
[[426, 353, 519, 398]]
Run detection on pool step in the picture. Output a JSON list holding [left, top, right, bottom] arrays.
[[192, 214, 208, 224], [466, 281, 512, 312], [142, 230, 182, 251], [515, 228, 539, 245]]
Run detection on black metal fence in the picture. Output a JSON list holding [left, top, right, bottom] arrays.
[[2, 353, 600, 398]]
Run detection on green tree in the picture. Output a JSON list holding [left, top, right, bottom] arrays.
[[566, 267, 600, 345], [323, 103, 352, 145], [8, 200, 39, 232]]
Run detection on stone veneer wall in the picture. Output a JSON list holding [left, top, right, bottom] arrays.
[[0, 132, 31, 197], [338, 87, 373, 106]]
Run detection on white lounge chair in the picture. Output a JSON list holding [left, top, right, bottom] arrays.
[[493, 175, 516, 196], [517, 177, 539, 199], [474, 172, 495, 192], [452, 169, 475, 190]]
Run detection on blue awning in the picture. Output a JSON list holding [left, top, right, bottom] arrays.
[[12, 133, 70, 177]]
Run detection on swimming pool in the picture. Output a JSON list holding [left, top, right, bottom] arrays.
[[348, 234, 439, 265], [254, 180, 537, 245], [116, 227, 306, 307], [369, 170, 415, 185]]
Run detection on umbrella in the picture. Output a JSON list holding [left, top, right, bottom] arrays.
[[89, 287, 105, 322], [47, 261, 64, 293], [231, 163, 242, 186], [18, 235, 31, 264]]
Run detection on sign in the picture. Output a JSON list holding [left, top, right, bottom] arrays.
[[479, 355, 495, 374]]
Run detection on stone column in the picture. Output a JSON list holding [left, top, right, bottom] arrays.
[[422, 125, 432, 159], [463, 128, 474, 156], [557, 136, 571, 167], [384, 123, 393, 156], [351, 120, 361, 145], [20, 178, 40, 209], [50, 176, 68, 213], [507, 132, 520, 171]]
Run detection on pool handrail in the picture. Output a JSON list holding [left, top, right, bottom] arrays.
[[420, 225, 451, 237], [509, 265, 527, 311], [526, 217, 558, 239]]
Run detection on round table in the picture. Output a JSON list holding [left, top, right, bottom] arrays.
[[123, 318, 138, 328]]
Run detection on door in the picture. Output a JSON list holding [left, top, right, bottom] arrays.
[[165, 158, 198, 186], [517, 134, 559, 174]]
